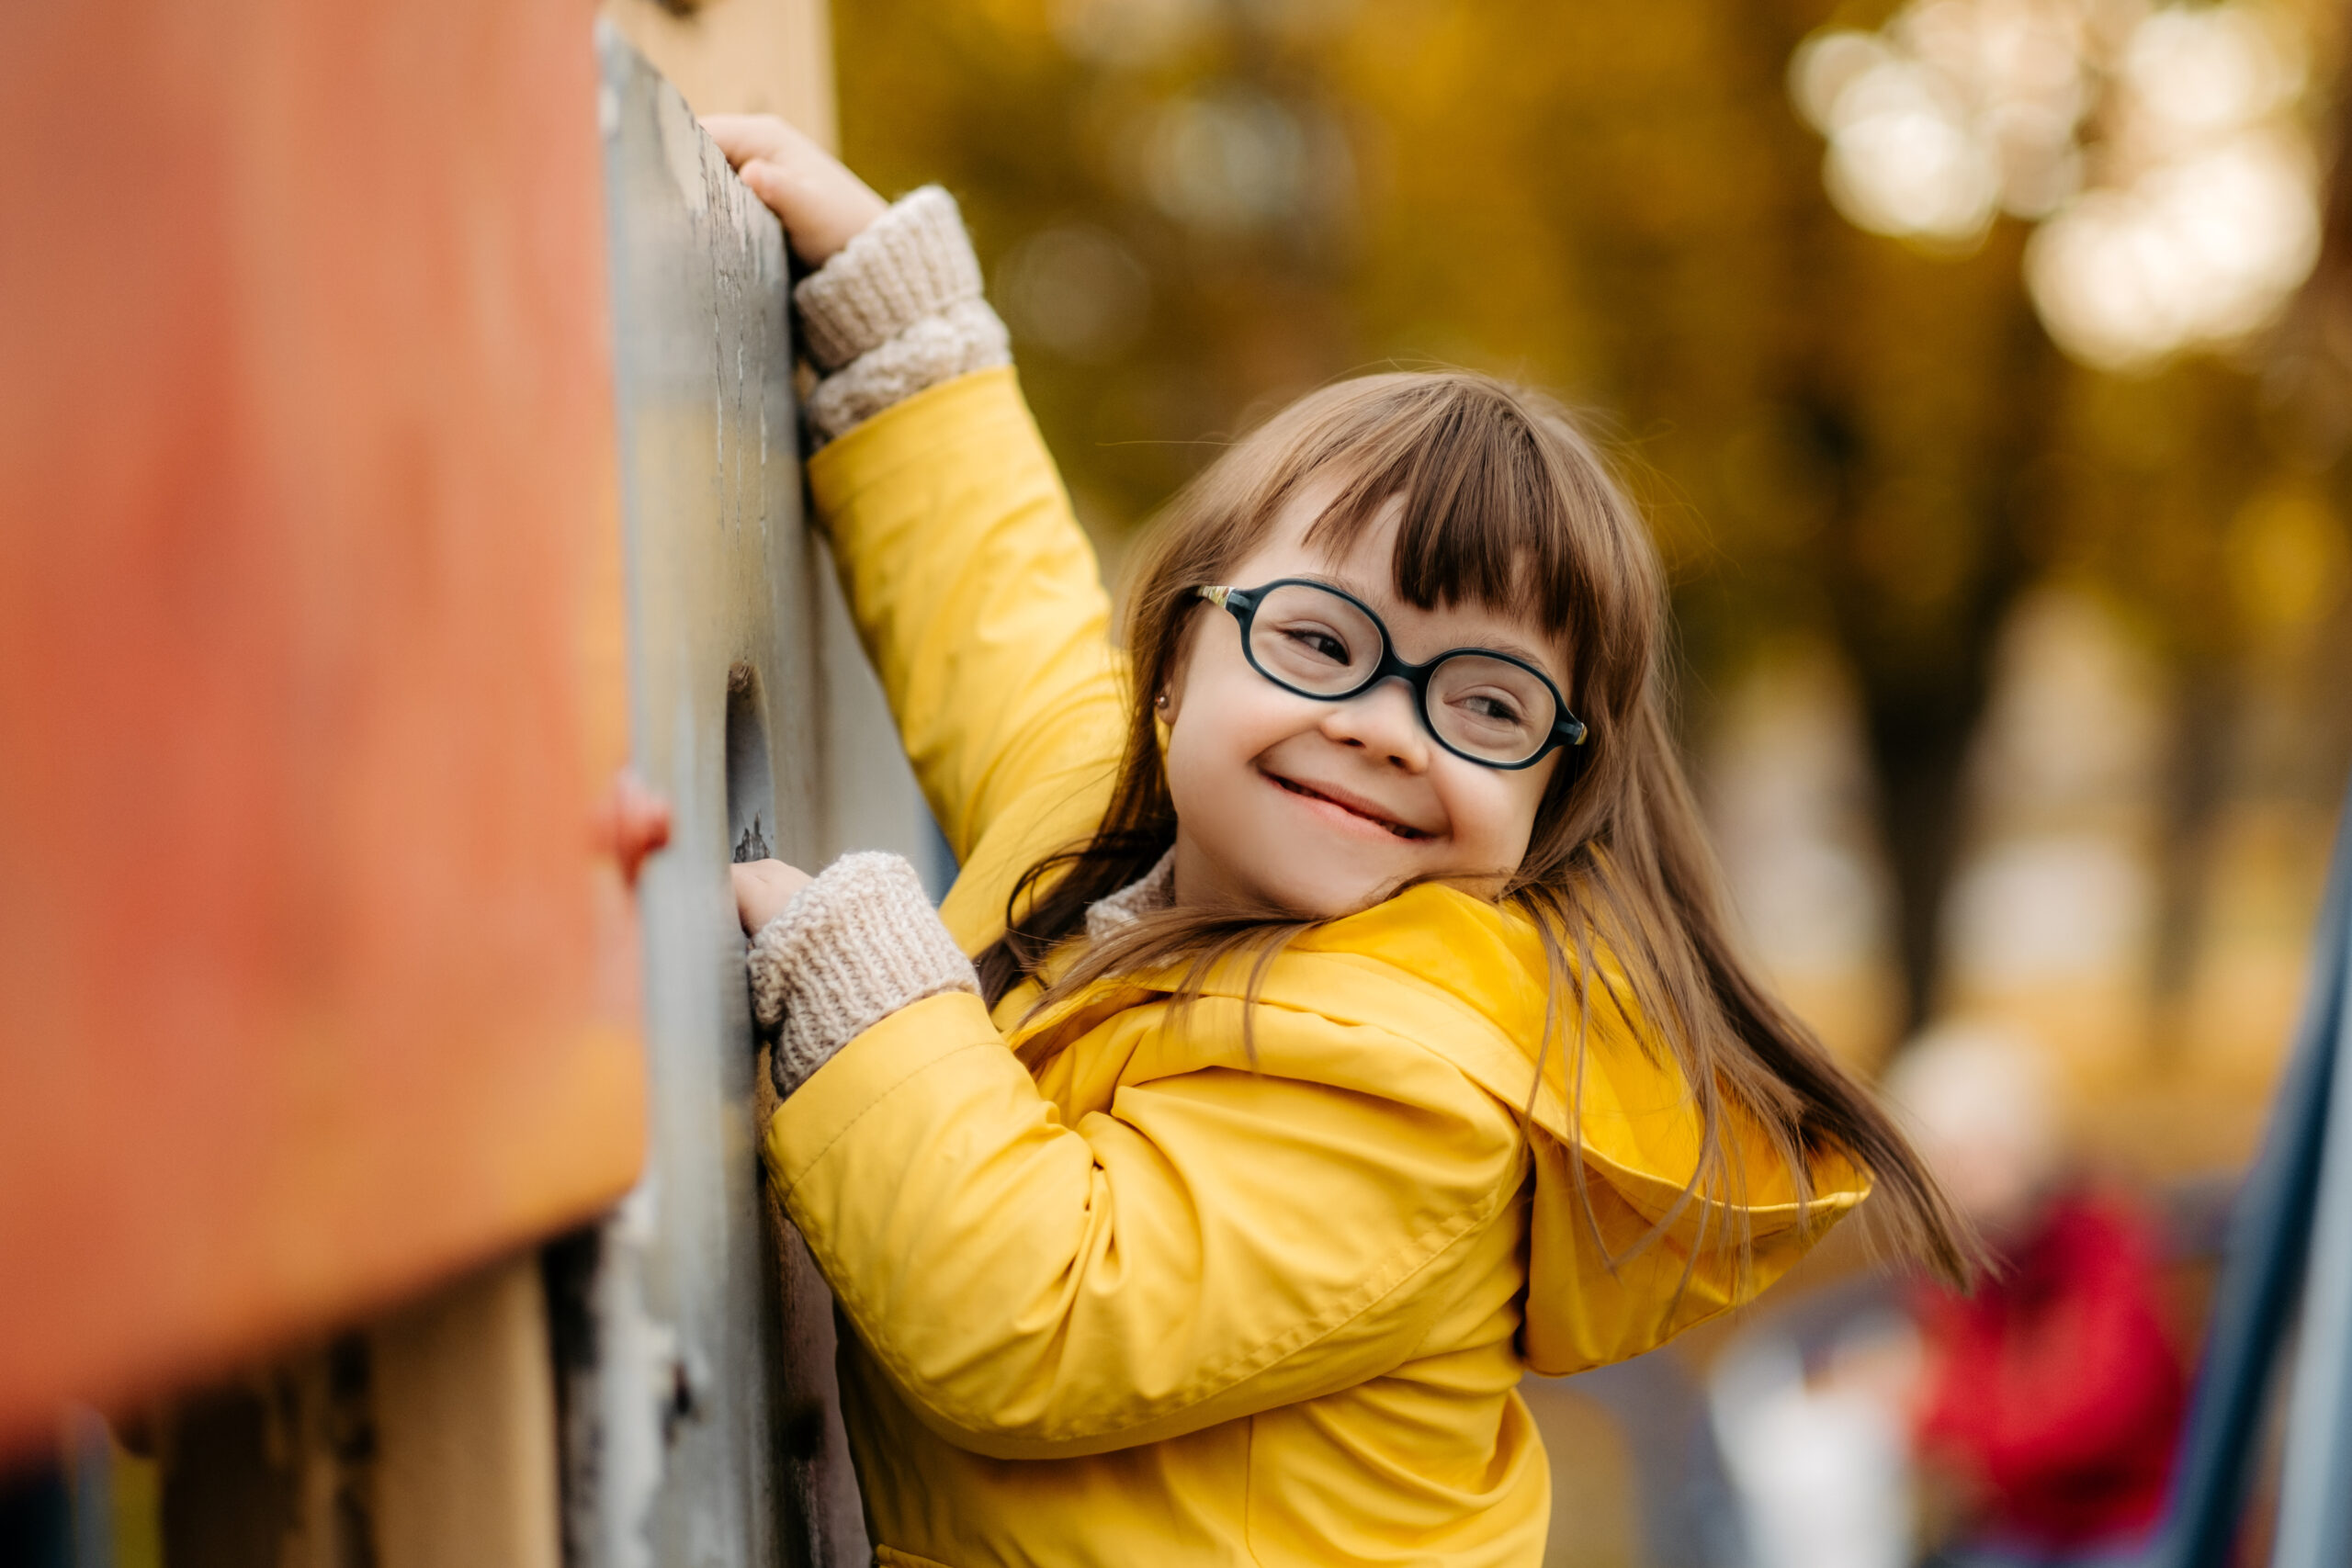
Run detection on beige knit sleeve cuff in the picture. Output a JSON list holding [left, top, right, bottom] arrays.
[[746, 852, 980, 1098], [792, 186, 1012, 445]]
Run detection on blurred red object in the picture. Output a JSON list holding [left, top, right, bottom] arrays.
[[1915, 1191, 2188, 1551], [0, 0, 642, 1455]]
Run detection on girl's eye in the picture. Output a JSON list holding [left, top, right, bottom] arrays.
[[1453, 690, 1528, 728], [1277, 624, 1353, 664]]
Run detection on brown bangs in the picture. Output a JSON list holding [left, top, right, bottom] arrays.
[[1295, 381, 1583, 642]]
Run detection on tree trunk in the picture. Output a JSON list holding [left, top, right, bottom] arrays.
[[1815, 261, 2059, 1034]]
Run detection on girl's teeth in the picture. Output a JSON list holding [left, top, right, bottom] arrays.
[[1278, 773, 1423, 839]]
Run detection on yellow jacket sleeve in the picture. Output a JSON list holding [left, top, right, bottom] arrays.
[[807, 367, 1125, 886], [764, 990, 1531, 1461]]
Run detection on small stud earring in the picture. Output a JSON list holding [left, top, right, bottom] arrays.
[[1154, 692, 1170, 713]]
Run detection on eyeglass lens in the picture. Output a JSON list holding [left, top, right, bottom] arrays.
[[1244, 582, 1558, 764]]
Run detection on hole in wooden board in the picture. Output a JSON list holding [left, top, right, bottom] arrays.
[[725, 664, 775, 865]]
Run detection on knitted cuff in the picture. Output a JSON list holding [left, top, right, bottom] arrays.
[[794, 186, 989, 370], [792, 186, 1012, 445], [746, 852, 979, 1098], [804, 299, 1010, 443]]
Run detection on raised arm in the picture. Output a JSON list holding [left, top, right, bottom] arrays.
[[706, 118, 1124, 894], [806, 364, 1121, 880]]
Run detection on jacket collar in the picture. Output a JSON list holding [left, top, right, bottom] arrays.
[[1082, 848, 1177, 943], [1019, 881, 1868, 1229]]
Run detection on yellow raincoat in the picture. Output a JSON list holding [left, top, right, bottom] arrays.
[[766, 366, 1868, 1566]]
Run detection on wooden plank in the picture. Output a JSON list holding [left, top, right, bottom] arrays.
[[602, 0, 839, 139], [0, 0, 644, 1454], [371, 1258, 562, 1568], [537, 36, 879, 1566]]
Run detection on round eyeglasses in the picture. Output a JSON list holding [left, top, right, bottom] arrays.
[[1195, 581, 1589, 770]]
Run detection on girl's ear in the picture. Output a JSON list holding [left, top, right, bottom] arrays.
[[1157, 677, 1185, 728], [1157, 601, 1208, 725]]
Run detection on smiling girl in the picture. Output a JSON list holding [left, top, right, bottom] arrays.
[[705, 116, 1972, 1568]]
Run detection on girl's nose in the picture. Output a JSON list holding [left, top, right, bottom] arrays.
[[1317, 677, 1430, 771]]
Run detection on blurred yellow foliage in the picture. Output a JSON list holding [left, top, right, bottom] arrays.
[[2230, 483, 2347, 637]]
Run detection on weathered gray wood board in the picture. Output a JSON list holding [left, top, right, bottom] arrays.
[[549, 28, 924, 1568]]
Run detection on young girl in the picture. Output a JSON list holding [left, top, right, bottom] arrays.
[[705, 116, 1971, 1567]]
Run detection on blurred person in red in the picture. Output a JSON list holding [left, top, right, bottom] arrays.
[[1887, 1025, 2186, 1568]]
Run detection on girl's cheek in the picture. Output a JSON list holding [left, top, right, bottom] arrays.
[[1182, 654, 1297, 759], [1163, 669, 1272, 811], [1444, 771, 1543, 863]]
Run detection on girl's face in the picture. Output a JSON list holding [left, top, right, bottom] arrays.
[[1161, 486, 1569, 919]]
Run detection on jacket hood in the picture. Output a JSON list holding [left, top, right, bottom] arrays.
[[1010, 882, 1870, 1373]]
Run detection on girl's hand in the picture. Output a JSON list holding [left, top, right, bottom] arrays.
[[733, 858, 812, 935], [701, 115, 888, 267]]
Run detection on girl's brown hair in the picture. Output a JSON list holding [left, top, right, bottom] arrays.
[[976, 370, 1976, 1287]]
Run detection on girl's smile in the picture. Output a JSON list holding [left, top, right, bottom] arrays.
[[1261, 766, 1439, 840]]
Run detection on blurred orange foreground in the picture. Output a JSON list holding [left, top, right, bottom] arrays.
[[0, 0, 644, 1456]]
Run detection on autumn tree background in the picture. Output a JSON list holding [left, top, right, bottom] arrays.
[[834, 0, 2352, 1168]]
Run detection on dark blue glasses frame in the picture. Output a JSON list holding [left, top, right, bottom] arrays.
[[1196, 580, 1589, 771]]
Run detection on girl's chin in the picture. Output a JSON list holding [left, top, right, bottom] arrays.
[[1246, 861, 1417, 921]]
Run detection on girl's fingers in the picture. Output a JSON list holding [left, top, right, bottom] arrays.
[[731, 859, 811, 934], [736, 159, 793, 205], [735, 160, 813, 238], [700, 112, 797, 171], [737, 158, 887, 266], [699, 115, 886, 264]]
